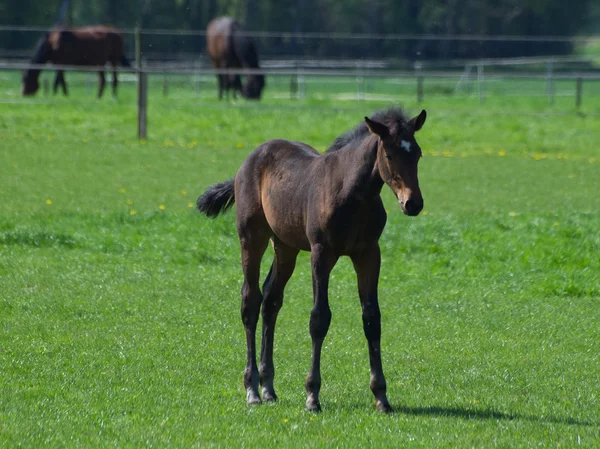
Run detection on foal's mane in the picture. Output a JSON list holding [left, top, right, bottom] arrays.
[[325, 107, 410, 153]]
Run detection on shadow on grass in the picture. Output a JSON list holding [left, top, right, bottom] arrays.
[[394, 404, 598, 427]]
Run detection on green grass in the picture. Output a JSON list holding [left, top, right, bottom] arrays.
[[0, 72, 599, 448]]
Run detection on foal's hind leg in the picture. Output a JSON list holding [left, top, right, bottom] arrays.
[[259, 239, 299, 401], [239, 229, 271, 404], [350, 244, 392, 413]]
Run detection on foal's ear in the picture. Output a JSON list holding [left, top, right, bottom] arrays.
[[364, 117, 389, 139], [409, 109, 427, 132]]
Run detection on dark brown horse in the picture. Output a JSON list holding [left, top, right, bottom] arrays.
[[197, 107, 427, 412], [22, 26, 130, 98], [206, 17, 265, 100]]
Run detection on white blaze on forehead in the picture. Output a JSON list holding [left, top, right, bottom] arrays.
[[400, 140, 412, 152]]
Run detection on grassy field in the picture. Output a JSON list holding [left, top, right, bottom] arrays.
[[1, 72, 600, 448]]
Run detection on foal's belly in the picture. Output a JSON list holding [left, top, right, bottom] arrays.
[[263, 203, 311, 251]]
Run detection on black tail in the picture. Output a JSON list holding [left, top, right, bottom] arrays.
[[120, 55, 132, 67], [197, 179, 235, 218]]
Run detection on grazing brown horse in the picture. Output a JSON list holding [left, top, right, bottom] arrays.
[[22, 26, 131, 98], [197, 107, 427, 412], [206, 17, 265, 100]]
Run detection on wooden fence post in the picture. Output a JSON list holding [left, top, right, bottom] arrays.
[[356, 64, 364, 101], [135, 27, 142, 70], [290, 74, 298, 100], [138, 71, 148, 140], [576, 77, 583, 109], [415, 61, 423, 103], [135, 26, 147, 140], [417, 75, 423, 103], [546, 59, 554, 106], [298, 67, 305, 99], [477, 63, 484, 104]]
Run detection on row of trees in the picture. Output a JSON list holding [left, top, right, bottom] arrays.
[[1, 0, 598, 60]]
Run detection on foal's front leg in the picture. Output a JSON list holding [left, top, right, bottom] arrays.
[[351, 243, 392, 413], [306, 244, 338, 411]]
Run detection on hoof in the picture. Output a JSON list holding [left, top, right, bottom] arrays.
[[376, 399, 393, 414], [262, 388, 278, 402], [246, 388, 262, 405], [306, 396, 321, 412]]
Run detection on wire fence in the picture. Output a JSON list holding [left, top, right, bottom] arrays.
[[1, 24, 599, 139], [2, 24, 600, 62]]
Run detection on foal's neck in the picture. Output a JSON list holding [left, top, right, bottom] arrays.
[[341, 134, 384, 199]]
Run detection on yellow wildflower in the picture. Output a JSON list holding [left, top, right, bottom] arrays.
[[130, 210, 137, 215], [159, 205, 166, 211], [45, 199, 52, 205]]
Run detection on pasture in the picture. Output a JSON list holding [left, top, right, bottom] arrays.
[[0, 72, 599, 447]]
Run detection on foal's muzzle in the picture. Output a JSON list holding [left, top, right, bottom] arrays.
[[401, 198, 423, 216]]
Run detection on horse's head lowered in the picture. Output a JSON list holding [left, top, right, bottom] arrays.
[[21, 33, 52, 96], [365, 110, 427, 216], [242, 74, 265, 100], [21, 71, 40, 96]]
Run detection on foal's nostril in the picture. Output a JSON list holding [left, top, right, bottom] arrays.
[[404, 199, 423, 216]]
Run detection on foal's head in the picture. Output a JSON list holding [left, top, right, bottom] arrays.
[[365, 109, 427, 216]]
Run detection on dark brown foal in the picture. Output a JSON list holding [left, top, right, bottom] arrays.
[[198, 107, 427, 412]]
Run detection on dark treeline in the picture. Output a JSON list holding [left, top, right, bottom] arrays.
[[1, 0, 597, 61]]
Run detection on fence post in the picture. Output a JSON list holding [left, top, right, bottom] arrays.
[[354, 63, 364, 101], [290, 73, 298, 100], [138, 71, 148, 140], [477, 62, 484, 104], [576, 77, 583, 109], [298, 67, 305, 100], [135, 27, 142, 70], [546, 58, 554, 106], [415, 61, 423, 103], [135, 26, 147, 140]]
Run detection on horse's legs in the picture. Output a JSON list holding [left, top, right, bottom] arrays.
[[112, 64, 118, 97], [240, 232, 270, 404], [217, 74, 224, 100], [98, 71, 106, 98], [54, 71, 67, 95], [350, 244, 392, 413], [259, 240, 299, 401], [53, 72, 59, 94], [305, 244, 338, 411]]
